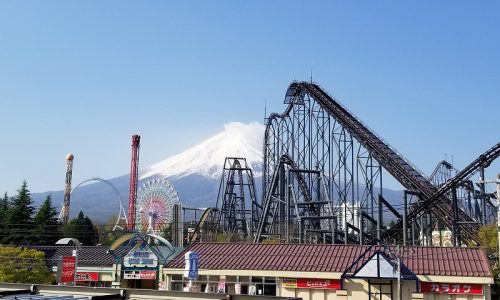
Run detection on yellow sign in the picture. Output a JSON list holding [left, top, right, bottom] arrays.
[[283, 278, 297, 288]]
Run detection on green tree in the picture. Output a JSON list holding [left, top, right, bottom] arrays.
[[32, 195, 61, 245], [0, 246, 54, 284], [475, 223, 500, 296], [63, 211, 98, 246], [0, 193, 10, 242], [4, 181, 35, 245]]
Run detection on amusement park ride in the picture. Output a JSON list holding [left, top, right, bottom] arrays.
[[59, 81, 500, 247]]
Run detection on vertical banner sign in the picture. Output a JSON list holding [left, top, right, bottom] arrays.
[[184, 251, 199, 279], [60, 256, 76, 283]]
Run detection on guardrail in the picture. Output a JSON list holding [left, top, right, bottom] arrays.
[[0, 283, 301, 300]]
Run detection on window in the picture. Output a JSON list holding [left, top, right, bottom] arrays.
[[369, 281, 392, 300], [249, 276, 276, 296]]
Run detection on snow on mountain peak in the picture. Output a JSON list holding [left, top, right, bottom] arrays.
[[140, 122, 264, 180]]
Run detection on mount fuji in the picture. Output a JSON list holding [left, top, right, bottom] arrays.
[[140, 122, 264, 180], [32, 122, 265, 223], [31, 121, 402, 224]]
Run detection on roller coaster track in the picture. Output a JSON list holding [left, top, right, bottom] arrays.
[[255, 154, 320, 242], [287, 82, 499, 243], [189, 207, 217, 244], [383, 142, 500, 241]]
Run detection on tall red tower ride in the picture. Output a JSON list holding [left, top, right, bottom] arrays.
[[128, 134, 141, 231]]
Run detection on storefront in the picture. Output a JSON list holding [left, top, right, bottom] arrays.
[[121, 241, 160, 289], [33, 245, 118, 288], [107, 232, 182, 290], [162, 243, 493, 300]]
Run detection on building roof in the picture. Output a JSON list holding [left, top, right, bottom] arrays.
[[166, 243, 492, 278], [31, 245, 131, 267], [32, 244, 184, 267]]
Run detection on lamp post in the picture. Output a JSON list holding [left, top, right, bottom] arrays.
[[56, 238, 82, 286]]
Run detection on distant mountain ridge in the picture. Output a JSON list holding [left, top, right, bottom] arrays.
[[31, 121, 403, 224]]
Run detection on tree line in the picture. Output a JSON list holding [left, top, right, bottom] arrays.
[[1, 180, 100, 246]]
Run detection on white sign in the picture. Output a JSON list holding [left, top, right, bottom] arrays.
[[123, 271, 141, 279], [124, 243, 158, 268], [184, 251, 199, 279]]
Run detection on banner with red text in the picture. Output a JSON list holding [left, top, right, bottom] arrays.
[[283, 278, 341, 289], [421, 282, 483, 295], [76, 272, 98, 282], [60, 256, 76, 283]]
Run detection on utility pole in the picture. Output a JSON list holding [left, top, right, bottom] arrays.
[[496, 174, 500, 268], [397, 244, 402, 300]]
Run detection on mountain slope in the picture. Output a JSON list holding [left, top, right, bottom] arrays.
[[140, 122, 264, 180], [32, 122, 265, 223], [31, 121, 403, 225]]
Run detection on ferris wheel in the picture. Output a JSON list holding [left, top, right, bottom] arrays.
[[135, 177, 181, 235]]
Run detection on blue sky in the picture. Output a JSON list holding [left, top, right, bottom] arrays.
[[0, 1, 498, 195]]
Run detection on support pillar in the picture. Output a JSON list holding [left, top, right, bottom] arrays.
[[377, 194, 383, 242], [403, 192, 408, 245], [451, 186, 461, 247], [480, 168, 486, 224]]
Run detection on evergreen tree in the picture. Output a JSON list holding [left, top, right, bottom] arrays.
[[32, 195, 61, 245], [4, 181, 35, 245], [0, 193, 10, 242], [63, 211, 98, 246]]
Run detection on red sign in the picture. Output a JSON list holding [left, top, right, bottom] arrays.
[[60, 256, 76, 283], [284, 278, 341, 289], [421, 282, 483, 295], [76, 272, 99, 282], [140, 270, 156, 280]]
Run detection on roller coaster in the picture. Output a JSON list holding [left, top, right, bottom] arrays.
[[189, 81, 498, 246], [253, 81, 498, 245]]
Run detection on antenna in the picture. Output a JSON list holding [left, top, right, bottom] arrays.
[[264, 99, 267, 121], [310, 68, 313, 83]]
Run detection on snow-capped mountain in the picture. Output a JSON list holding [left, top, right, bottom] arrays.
[[140, 122, 264, 180], [31, 121, 402, 224], [32, 122, 265, 222]]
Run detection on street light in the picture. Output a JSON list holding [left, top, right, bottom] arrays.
[[56, 238, 82, 286]]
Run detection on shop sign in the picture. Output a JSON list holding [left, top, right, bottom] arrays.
[[76, 272, 98, 282], [421, 282, 483, 295], [123, 243, 158, 268], [123, 270, 157, 280], [60, 256, 76, 283], [140, 270, 156, 280], [283, 278, 298, 288], [124, 271, 140, 279], [283, 278, 341, 289]]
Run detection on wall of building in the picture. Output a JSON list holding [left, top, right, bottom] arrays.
[[164, 270, 492, 300]]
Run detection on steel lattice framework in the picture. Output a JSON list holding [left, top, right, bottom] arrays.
[[256, 81, 499, 245], [215, 157, 259, 240]]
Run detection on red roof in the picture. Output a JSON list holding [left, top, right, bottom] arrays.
[[166, 243, 491, 278]]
